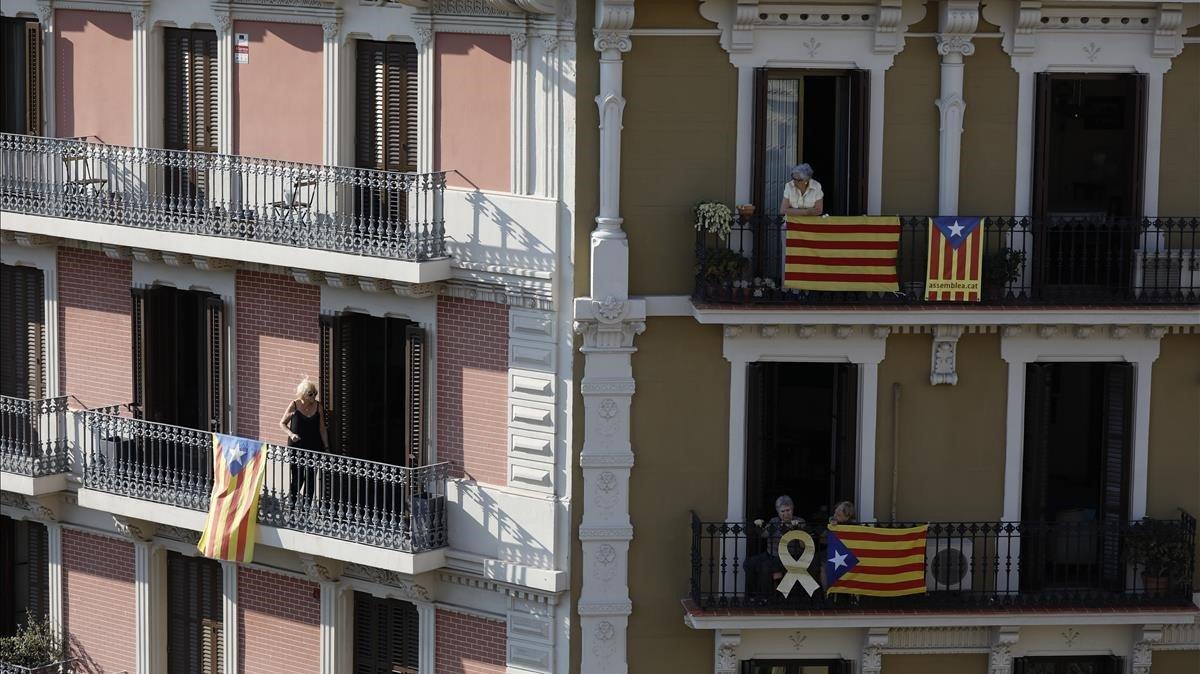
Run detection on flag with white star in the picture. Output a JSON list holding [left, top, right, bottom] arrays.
[[825, 523, 929, 597], [925, 216, 985, 301], [198, 434, 268, 564]]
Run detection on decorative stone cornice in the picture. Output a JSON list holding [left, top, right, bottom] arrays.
[[930, 324, 963, 386], [298, 554, 343, 582], [1132, 624, 1163, 674], [574, 297, 646, 351], [113, 515, 157, 542], [343, 564, 433, 602], [157, 526, 201, 545]]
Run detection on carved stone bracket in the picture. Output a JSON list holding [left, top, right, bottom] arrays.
[[937, 0, 979, 57], [930, 325, 964, 386], [299, 554, 343, 583], [1132, 624, 1163, 674], [715, 630, 742, 674], [26, 495, 63, 524], [989, 626, 1020, 674], [862, 627, 890, 674], [594, 0, 634, 53], [113, 515, 158, 542], [343, 563, 433, 602]]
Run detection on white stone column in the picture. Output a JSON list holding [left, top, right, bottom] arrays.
[[1129, 333, 1163, 520], [116, 517, 163, 674], [998, 336, 1027, 595], [221, 561, 238, 674], [414, 24, 434, 175], [867, 68, 886, 215], [45, 523, 63, 637], [511, 29, 530, 195], [300, 554, 343, 674], [36, 1, 55, 137], [734, 66, 754, 206], [416, 602, 436, 674], [321, 19, 342, 166], [856, 356, 883, 522], [725, 354, 748, 522], [714, 630, 741, 674], [1142, 71, 1165, 219], [861, 627, 889, 674], [1012, 68, 1035, 217], [215, 12, 234, 156], [934, 2, 978, 217], [534, 29, 563, 199], [579, 5, 638, 671], [1131, 624, 1163, 674], [131, 7, 150, 147], [989, 626, 1019, 674]]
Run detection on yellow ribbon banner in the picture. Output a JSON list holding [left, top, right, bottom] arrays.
[[776, 530, 820, 597]]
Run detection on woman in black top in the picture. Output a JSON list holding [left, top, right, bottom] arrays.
[[279, 378, 329, 501]]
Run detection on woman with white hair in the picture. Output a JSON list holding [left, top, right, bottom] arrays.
[[779, 163, 824, 216], [279, 377, 329, 500]]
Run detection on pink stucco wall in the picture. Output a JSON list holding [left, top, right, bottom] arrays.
[[55, 10, 133, 145], [435, 33, 511, 192], [233, 21, 323, 164]]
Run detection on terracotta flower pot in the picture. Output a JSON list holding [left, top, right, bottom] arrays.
[[738, 204, 756, 219]]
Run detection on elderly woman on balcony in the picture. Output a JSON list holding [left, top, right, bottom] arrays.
[[779, 163, 824, 216], [279, 377, 329, 501]]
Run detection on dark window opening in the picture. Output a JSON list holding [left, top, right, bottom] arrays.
[[132, 285, 226, 432], [0, 263, 46, 399], [0, 515, 49, 637], [353, 591, 419, 674], [320, 313, 425, 467], [745, 362, 857, 525], [167, 551, 223, 674], [743, 659, 851, 674], [0, 17, 41, 135], [1022, 362, 1131, 591], [1014, 655, 1123, 674], [163, 27, 219, 209], [354, 40, 418, 227], [753, 69, 869, 217]]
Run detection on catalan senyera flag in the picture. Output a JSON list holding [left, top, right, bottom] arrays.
[[197, 434, 268, 564], [783, 216, 901, 292], [924, 216, 985, 301], [825, 523, 929, 597]]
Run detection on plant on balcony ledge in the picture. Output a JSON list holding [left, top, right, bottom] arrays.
[[696, 246, 748, 293], [983, 248, 1027, 299], [1123, 518, 1192, 593], [694, 201, 734, 240], [0, 614, 73, 673]]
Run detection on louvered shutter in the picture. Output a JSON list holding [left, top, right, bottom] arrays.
[[167, 551, 223, 674], [164, 28, 219, 152], [1098, 362, 1132, 589], [1020, 362, 1054, 591], [356, 41, 417, 173], [0, 264, 44, 399], [24, 20, 41, 135], [403, 324, 426, 467], [353, 592, 419, 674], [203, 295, 226, 433], [319, 315, 336, 451], [1031, 73, 1052, 220], [335, 314, 357, 455], [25, 521, 49, 622], [833, 363, 858, 510], [750, 67, 767, 212], [131, 288, 147, 418]]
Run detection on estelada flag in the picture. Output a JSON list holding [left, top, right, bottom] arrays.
[[925, 216, 985, 301], [197, 434, 268, 564], [825, 523, 929, 597], [783, 216, 900, 292]]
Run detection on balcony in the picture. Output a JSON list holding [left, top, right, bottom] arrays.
[[0, 395, 70, 493], [695, 215, 1200, 307], [0, 133, 450, 281], [79, 411, 449, 554], [688, 512, 1197, 615]]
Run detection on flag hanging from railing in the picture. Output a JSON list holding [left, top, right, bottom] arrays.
[[925, 216, 985, 301], [783, 216, 901, 291], [197, 434, 268, 564], [825, 523, 929, 597]]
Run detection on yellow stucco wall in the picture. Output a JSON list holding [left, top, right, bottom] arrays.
[[621, 36, 738, 296], [882, 654, 989, 674], [960, 38, 1018, 215], [1159, 45, 1200, 216], [874, 334, 1008, 522], [1152, 651, 1200, 673], [1147, 334, 1200, 584], [627, 318, 730, 672], [882, 38, 940, 215], [632, 0, 716, 29]]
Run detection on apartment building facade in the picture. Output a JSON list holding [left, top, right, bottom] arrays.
[[0, 0, 576, 672], [572, 1, 1200, 673]]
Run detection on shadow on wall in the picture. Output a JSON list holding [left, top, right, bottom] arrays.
[[444, 178, 556, 273], [55, 11, 132, 141], [452, 481, 554, 572]]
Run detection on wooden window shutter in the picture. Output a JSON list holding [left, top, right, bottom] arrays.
[[164, 29, 185, 150], [25, 522, 49, 622], [203, 295, 226, 433], [355, 40, 417, 172], [167, 552, 223, 674], [0, 264, 43, 399], [352, 592, 419, 673], [1031, 73, 1052, 219], [1127, 74, 1147, 219], [403, 45, 418, 173], [390, 598, 420, 673], [335, 314, 357, 455], [403, 324, 426, 467], [131, 288, 147, 418], [750, 67, 768, 210], [319, 314, 337, 452], [1098, 362, 1132, 587], [833, 363, 859, 508], [848, 69, 870, 215], [163, 29, 219, 152], [24, 20, 41, 136]]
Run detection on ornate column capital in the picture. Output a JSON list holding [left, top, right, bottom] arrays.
[[573, 297, 646, 351], [214, 11, 232, 38], [861, 627, 890, 674], [36, 1, 54, 25], [1132, 624, 1163, 674], [594, 0, 634, 54], [937, 0, 979, 58], [989, 626, 1020, 674], [321, 19, 340, 42], [715, 631, 742, 674]]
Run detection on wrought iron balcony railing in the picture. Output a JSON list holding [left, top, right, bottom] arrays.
[[79, 412, 449, 552], [695, 214, 1200, 306], [689, 511, 1197, 611], [0, 395, 69, 476], [0, 133, 447, 262]]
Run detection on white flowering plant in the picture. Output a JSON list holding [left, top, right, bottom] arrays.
[[694, 201, 734, 240]]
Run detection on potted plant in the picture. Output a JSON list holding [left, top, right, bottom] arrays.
[[1123, 518, 1192, 594], [737, 203, 756, 220], [696, 246, 749, 298], [694, 201, 734, 241], [0, 614, 73, 673], [983, 248, 1027, 300]]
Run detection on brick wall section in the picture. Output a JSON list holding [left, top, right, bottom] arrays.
[[58, 247, 132, 409], [235, 270, 320, 442], [238, 567, 320, 674], [62, 529, 136, 673], [434, 610, 507, 674], [436, 296, 509, 485]]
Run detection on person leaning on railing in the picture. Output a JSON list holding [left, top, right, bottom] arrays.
[[746, 495, 807, 600], [779, 163, 825, 217], [278, 377, 330, 503]]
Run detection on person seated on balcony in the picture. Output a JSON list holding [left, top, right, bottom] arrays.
[[746, 495, 807, 598], [779, 163, 824, 217], [279, 378, 329, 502], [829, 500, 856, 527]]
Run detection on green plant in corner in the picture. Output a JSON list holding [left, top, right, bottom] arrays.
[[983, 248, 1027, 295], [696, 246, 749, 286], [1123, 518, 1192, 589], [0, 613, 69, 670]]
